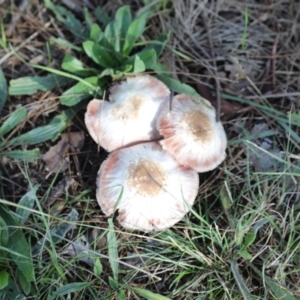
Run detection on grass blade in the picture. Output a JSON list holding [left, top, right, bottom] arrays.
[[0, 68, 7, 113], [107, 218, 119, 282], [32, 208, 79, 255], [53, 282, 91, 296], [156, 74, 199, 96], [231, 260, 252, 300], [132, 287, 171, 300], [250, 263, 296, 300]]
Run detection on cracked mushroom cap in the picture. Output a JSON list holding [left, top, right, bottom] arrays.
[[157, 94, 227, 172], [85, 75, 170, 152], [97, 142, 199, 231]]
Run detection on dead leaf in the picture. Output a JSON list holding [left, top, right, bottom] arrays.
[[247, 123, 283, 172], [61, 235, 95, 267], [91, 228, 107, 250], [42, 131, 85, 173], [196, 82, 250, 119], [46, 176, 76, 206]]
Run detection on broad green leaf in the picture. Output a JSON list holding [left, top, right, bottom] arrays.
[[0, 216, 8, 246], [123, 18, 146, 55], [16, 185, 39, 225], [238, 249, 252, 260], [153, 62, 171, 75], [156, 75, 199, 96], [114, 5, 132, 52], [32, 208, 79, 255], [83, 40, 115, 68], [0, 68, 7, 113], [108, 276, 118, 290], [219, 183, 235, 230], [104, 20, 115, 47], [94, 258, 103, 277], [107, 219, 119, 282], [0, 270, 9, 290], [49, 37, 82, 51], [243, 218, 269, 249], [132, 287, 171, 300], [0, 107, 27, 137], [133, 55, 146, 73], [136, 0, 164, 19], [5, 106, 81, 146], [61, 53, 93, 77], [2, 149, 40, 162], [9, 74, 72, 96], [83, 7, 93, 31], [0, 205, 34, 281], [17, 269, 31, 295], [126, 48, 157, 70], [60, 76, 100, 106], [250, 263, 296, 300], [53, 282, 91, 296], [44, 0, 88, 42], [89, 24, 103, 43], [94, 6, 111, 25], [230, 260, 252, 300], [146, 32, 171, 57], [118, 290, 126, 300]]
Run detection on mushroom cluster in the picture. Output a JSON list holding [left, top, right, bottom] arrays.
[[85, 75, 227, 231]]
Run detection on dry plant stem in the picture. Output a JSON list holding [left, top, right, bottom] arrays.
[[0, 21, 51, 65], [6, 0, 29, 36], [272, 35, 279, 90], [201, 8, 221, 122]]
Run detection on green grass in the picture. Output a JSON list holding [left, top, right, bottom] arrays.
[[1, 0, 300, 299]]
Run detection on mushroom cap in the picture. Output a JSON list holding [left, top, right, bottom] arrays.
[[97, 142, 199, 231], [157, 94, 227, 172], [85, 75, 170, 152]]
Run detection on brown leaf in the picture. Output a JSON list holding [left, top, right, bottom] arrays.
[[196, 82, 248, 119], [42, 131, 85, 173], [46, 176, 76, 206]]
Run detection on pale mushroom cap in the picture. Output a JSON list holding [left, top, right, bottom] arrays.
[[97, 142, 199, 231], [85, 75, 170, 151], [157, 94, 227, 172]]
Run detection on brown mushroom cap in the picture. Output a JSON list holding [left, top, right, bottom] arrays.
[[97, 142, 199, 231], [85, 75, 170, 152], [157, 94, 227, 172]]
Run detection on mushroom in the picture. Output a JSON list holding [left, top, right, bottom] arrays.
[[97, 142, 199, 231], [157, 94, 227, 172], [85, 75, 170, 152]]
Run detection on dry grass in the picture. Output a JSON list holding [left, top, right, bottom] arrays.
[[1, 0, 300, 299]]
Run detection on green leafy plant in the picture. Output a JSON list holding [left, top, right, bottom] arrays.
[[9, 0, 198, 108]]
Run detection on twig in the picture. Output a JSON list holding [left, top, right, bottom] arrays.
[[201, 7, 221, 122], [271, 35, 279, 90]]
